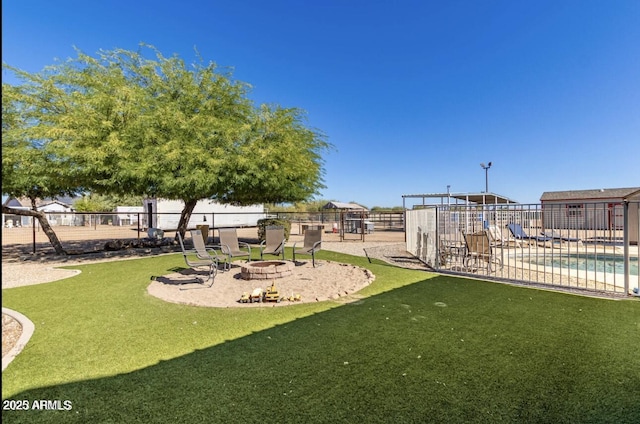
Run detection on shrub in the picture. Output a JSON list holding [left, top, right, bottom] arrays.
[[257, 218, 291, 242]]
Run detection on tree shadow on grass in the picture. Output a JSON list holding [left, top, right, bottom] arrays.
[[3, 275, 638, 424]]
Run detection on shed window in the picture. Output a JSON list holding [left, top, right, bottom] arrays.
[[566, 204, 583, 217]]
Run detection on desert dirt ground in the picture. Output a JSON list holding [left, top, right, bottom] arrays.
[[1, 227, 412, 287]]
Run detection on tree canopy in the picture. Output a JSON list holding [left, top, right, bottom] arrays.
[[2, 79, 78, 253], [2, 44, 332, 252]]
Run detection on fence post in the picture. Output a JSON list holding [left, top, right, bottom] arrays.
[[623, 201, 630, 294]]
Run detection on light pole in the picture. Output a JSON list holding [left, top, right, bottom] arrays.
[[480, 162, 492, 193]]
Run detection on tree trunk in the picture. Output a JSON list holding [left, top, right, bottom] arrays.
[[175, 199, 198, 242], [1, 202, 68, 255]]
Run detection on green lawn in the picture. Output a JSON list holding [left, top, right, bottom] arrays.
[[2, 250, 639, 423]]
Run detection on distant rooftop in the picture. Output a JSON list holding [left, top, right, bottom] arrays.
[[322, 201, 368, 210]]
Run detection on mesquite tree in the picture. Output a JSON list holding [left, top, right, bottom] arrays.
[[2, 80, 74, 254], [2, 44, 331, 250]]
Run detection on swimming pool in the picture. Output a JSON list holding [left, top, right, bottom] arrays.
[[526, 253, 639, 276]]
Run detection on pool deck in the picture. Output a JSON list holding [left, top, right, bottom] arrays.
[[441, 242, 639, 295], [504, 244, 638, 293]]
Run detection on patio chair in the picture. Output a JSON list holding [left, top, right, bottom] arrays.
[[462, 230, 502, 272], [507, 223, 553, 245], [190, 229, 224, 263], [217, 227, 251, 270], [439, 232, 466, 267], [259, 226, 286, 260], [293, 229, 322, 267], [176, 230, 219, 288]]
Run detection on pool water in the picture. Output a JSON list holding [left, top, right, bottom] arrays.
[[527, 253, 639, 276]]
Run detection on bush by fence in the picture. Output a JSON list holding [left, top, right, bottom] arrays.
[[257, 218, 292, 242]]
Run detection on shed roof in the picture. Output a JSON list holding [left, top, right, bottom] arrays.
[[540, 187, 640, 202]]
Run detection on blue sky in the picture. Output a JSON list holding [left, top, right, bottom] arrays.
[[3, 0, 639, 208]]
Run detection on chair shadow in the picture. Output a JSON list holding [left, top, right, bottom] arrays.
[[150, 268, 208, 286]]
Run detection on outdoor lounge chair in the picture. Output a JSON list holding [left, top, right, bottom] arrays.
[[176, 230, 220, 288], [293, 229, 322, 267], [217, 227, 251, 270], [462, 230, 502, 272], [541, 230, 582, 243], [259, 226, 286, 260], [581, 237, 624, 246], [488, 224, 523, 247], [486, 225, 504, 246], [507, 223, 553, 244]]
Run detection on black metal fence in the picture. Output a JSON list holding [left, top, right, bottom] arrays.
[[1, 211, 405, 255]]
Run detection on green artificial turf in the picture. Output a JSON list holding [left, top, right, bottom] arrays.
[[2, 249, 639, 423]]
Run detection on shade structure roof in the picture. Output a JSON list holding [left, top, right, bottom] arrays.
[[402, 192, 518, 206]]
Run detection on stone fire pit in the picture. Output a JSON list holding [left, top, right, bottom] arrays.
[[240, 260, 294, 280]]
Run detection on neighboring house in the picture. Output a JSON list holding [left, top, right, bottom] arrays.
[[36, 200, 76, 226], [2, 197, 29, 227], [540, 188, 640, 242], [2, 196, 77, 227], [142, 198, 265, 230]]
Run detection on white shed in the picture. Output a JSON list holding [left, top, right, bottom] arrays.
[[115, 206, 145, 226], [143, 198, 265, 230]]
